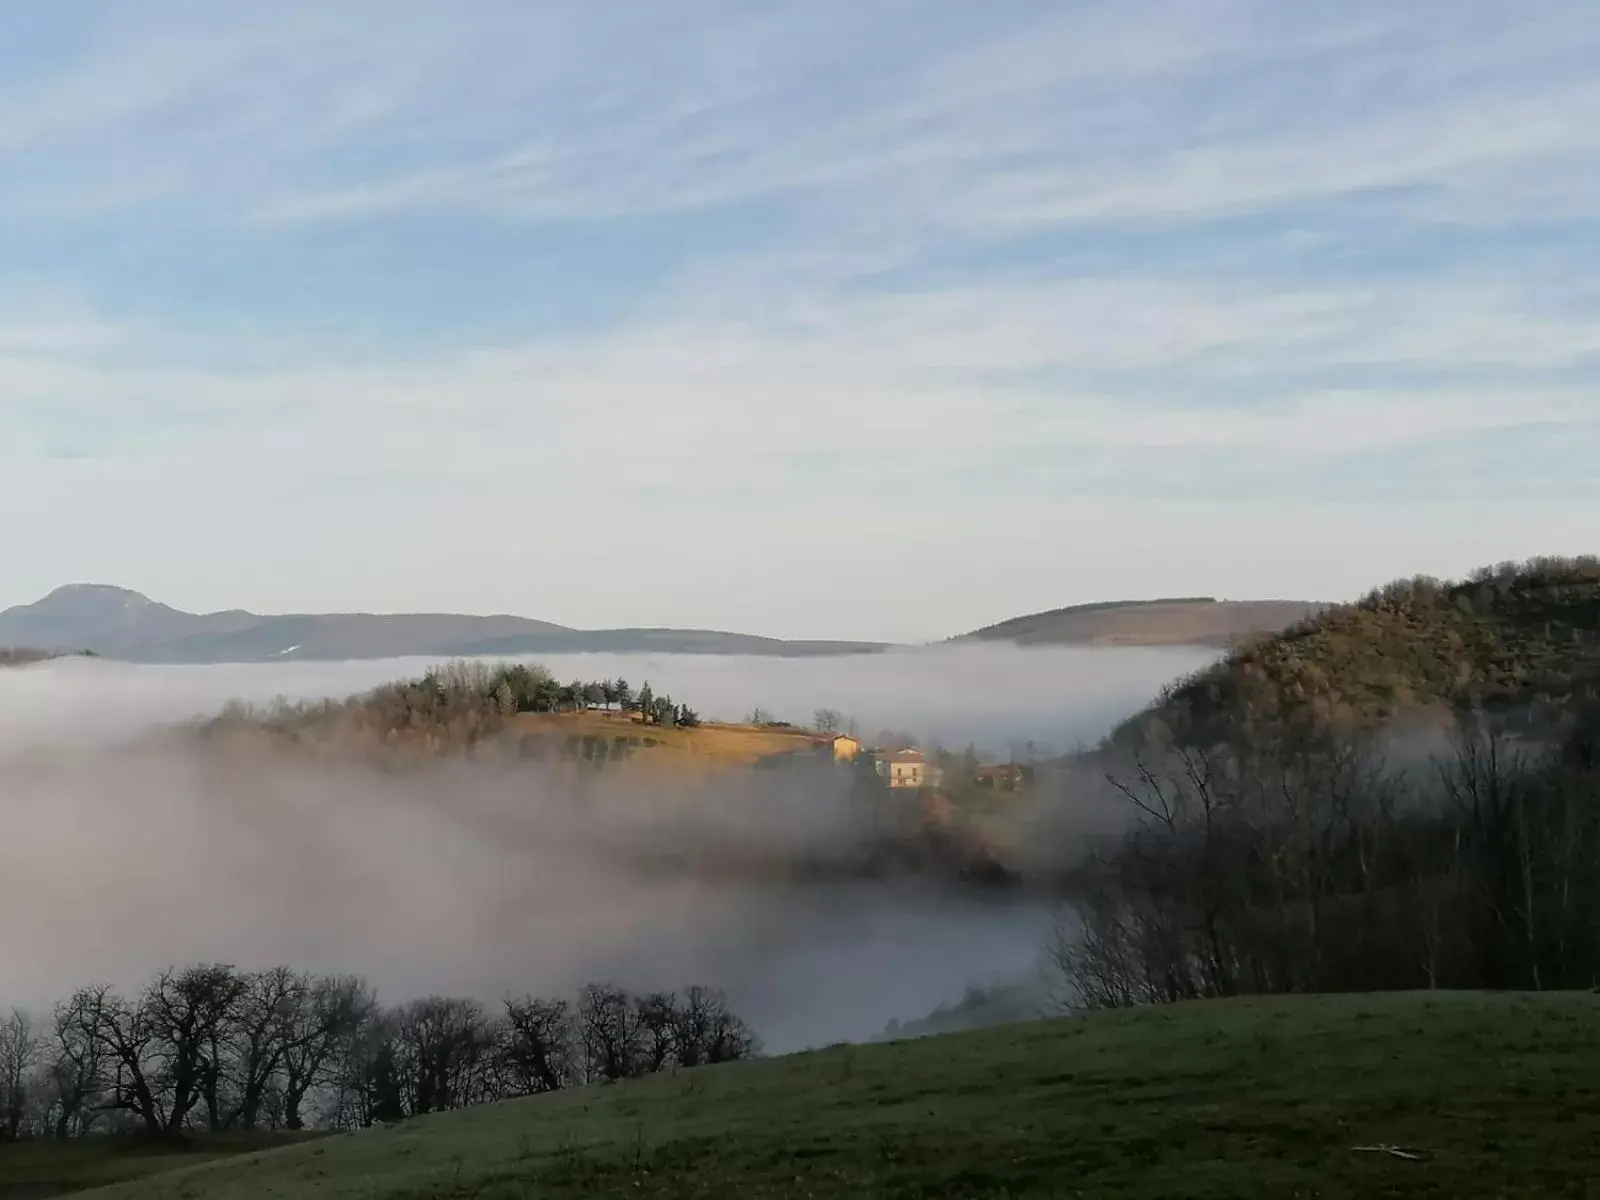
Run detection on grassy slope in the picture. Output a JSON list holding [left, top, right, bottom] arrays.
[[200, 709, 830, 775], [60, 992, 1600, 1200], [512, 711, 827, 772], [961, 599, 1324, 648]]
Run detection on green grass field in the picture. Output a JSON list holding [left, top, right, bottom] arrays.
[[18, 991, 1600, 1199]]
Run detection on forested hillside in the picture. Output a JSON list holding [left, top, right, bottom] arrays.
[[1115, 555, 1600, 747], [1054, 557, 1600, 1009]]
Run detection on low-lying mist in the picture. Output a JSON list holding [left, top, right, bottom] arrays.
[[0, 644, 1211, 1051]]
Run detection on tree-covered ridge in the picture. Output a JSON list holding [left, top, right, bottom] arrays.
[[1050, 556, 1600, 1011], [1120, 556, 1600, 746], [0, 648, 94, 667], [204, 661, 700, 757]]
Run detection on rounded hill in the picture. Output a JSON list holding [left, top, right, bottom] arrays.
[[1113, 555, 1600, 747]]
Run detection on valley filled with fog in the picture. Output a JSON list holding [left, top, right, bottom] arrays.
[[0, 644, 1213, 1052]]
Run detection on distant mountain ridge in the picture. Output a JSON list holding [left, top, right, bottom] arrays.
[[0, 585, 887, 663], [2, 585, 1335, 665], [958, 597, 1327, 648]]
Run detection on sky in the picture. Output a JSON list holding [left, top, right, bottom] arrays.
[[1, 1, 1597, 642]]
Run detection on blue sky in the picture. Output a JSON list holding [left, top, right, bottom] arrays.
[[1, 1, 1597, 640]]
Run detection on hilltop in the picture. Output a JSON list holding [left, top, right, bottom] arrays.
[[25, 992, 1600, 1199], [959, 597, 1324, 648], [0, 647, 94, 667], [1113, 555, 1600, 746], [0, 585, 886, 664], [195, 663, 830, 769]]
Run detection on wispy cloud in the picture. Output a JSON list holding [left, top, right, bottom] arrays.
[[4, 275, 1595, 494], [0, 1, 1596, 635], [228, 5, 1600, 235]]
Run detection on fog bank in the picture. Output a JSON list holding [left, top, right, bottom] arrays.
[[0, 644, 1209, 1050]]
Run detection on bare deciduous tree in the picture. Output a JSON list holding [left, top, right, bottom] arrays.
[[44, 990, 107, 1139], [1051, 703, 1600, 1011], [200, 967, 305, 1132], [577, 983, 643, 1083], [634, 992, 678, 1074], [392, 996, 496, 1115], [500, 996, 575, 1095], [19, 970, 759, 1136], [0, 1008, 40, 1141], [84, 965, 247, 1139], [145, 964, 248, 1137], [281, 975, 372, 1131]]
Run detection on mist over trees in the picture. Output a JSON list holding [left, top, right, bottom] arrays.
[[1056, 705, 1600, 1007], [1053, 558, 1600, 1009], [0, 968, 756, 1143]]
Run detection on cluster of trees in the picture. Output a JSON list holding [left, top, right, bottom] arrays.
[[1054, 701, 1600, 1009], [0, 967, 756, 1142], [810, 709, 857, 737], [211, 662, 521, 751], [208, 662, 702, 755], [486, 667, 668, 719], [631, 681, 699, 728]]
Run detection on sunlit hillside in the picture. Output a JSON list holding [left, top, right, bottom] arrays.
[[511, 710, 829, 772]]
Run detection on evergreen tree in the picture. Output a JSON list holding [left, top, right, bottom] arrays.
[[652, 695, 676, 726], [533, 675, 562, 713], [368, 1042, 404, 1124]]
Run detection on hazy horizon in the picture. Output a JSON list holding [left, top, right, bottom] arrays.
[[3, 578, 1318, 643], [0, 642, 1214, 757]]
